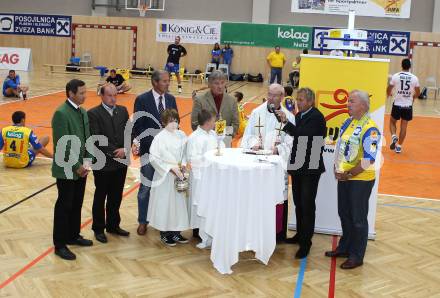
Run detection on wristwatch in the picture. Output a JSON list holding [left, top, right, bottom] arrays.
[[346, 171, 353, 178]]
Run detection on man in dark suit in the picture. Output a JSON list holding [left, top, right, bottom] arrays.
[[88, 84, 130, 243], [52, 79, 93, 260], [132, 70, 178, 235], [276, 87, 326, 259]]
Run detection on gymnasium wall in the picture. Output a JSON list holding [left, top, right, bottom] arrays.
[[0, 0, 91, 15], [271, 0, 435, 33], [0, 0, 435, 33], [1, 15, 440, 87], [108, 0, 254, 22]]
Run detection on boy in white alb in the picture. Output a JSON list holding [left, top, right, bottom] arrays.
[[387, 58, 420, 153], [186, 109, 224, 249]]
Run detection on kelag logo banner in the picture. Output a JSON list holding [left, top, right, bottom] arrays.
[[220, 22, 312, 50], [156, 19, 221, 44], [0, 14, 71, 37]]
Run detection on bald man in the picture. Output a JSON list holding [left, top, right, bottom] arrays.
[[242, 83, 295, 242], [88, 84, 130, 244]]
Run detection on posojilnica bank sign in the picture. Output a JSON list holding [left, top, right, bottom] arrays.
[[220, 22, 312, 50], [156, 19, 221, 44]]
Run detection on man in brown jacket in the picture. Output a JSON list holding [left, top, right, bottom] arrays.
[[191, 70, 239, 147]]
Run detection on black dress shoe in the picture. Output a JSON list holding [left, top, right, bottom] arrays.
[[95, 232, 108, 243], [295, 246, 310, 259], [340, 259, 363, 269], [285, 234, 299, 244], [325, 250, 349, 258], [192, 228, 202, 241], [67, 236, 93, 246], [107, 227, 130, 237], [55, 247, 76, 260]]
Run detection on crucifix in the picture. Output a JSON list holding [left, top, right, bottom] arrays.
[[274, 123, 283, 146], [254, 116, 264, 149]]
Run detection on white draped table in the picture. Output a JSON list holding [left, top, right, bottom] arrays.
[[192, 148, 285, 274]]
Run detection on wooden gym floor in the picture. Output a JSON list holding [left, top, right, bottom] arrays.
[[0, 70, 439, 297]]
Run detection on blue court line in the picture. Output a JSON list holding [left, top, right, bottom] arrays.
[[294, 257, 307, 298], [379, 203, 440, 213]]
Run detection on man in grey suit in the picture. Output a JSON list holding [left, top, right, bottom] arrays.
[[132, 70, 178, 236], [191, 70, 239, 146]]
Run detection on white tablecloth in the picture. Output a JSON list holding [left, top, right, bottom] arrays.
[[192, 148, 285, 274]]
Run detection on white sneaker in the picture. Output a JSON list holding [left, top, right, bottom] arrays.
[[19, 91, 24, 100], [178, 87, 182, 94], [395, 145, 402, 153], [196, 241, 212, 249]]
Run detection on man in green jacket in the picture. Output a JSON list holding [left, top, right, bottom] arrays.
[[52, 79, 93, 260]]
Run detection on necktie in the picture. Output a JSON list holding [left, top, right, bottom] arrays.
[[158, 95, 165, 115]]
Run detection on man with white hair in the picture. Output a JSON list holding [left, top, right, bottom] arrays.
[[242, 83, 295, 242], [325, 90, 381, 269]]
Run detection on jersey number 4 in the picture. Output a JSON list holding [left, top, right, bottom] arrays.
[[400, 79, 411, 91], [9, 140, 17, 151]]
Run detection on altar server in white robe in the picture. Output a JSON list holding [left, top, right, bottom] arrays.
[[241, 83, 295, 241], [147, 109, 190, 247], [187, 109, 225, 249]]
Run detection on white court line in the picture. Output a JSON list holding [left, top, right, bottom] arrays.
[[0, 90, 65, 106], [378, 193, 440, 203]]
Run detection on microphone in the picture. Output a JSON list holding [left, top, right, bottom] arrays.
[[269, 103, 282, 123]]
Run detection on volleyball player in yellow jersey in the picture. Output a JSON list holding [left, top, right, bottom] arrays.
[[234, 91, 248, 137], [325, 90, 381, 269], [0, 111, 52, 168], [282, 86, 298, 115]]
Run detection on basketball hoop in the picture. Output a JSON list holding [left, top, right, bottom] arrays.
[[138, 4, 148, 17]]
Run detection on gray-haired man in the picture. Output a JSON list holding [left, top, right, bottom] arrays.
[[191, 70, 239, 147], [132, 70, 178, 235]]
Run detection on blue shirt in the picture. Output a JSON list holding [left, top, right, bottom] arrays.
[[222, 48, 233, 60], [211, 49, 221, 59], [3, 75, 20, 95]]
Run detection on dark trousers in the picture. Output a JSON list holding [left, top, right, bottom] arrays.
[[53, 177, 87, 248], [92, 167, 128, 233], [337, 180, 375, 262], [137, 162, 155, 224], [291, 173, 321, 248], [289, 71, 300, 88], [270, 67, 282, 84]]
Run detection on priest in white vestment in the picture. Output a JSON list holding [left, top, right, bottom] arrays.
[[242, 84, 295, 165], [241, 83, 295, 241], [187, 109, 225, 249], [147, 109, 190, 247]]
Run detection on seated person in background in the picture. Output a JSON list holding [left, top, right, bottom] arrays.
[[282, 86, 298, 115], [211, 43, 222, 70], [234, 91, 248, 137], [288, 49, 308, 88], [3, 70, 28, 100], [0, 111, 52, 168], [330, 49, 345, 57], [105, 69, 131, 94], [289, 56, 301, 89]]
